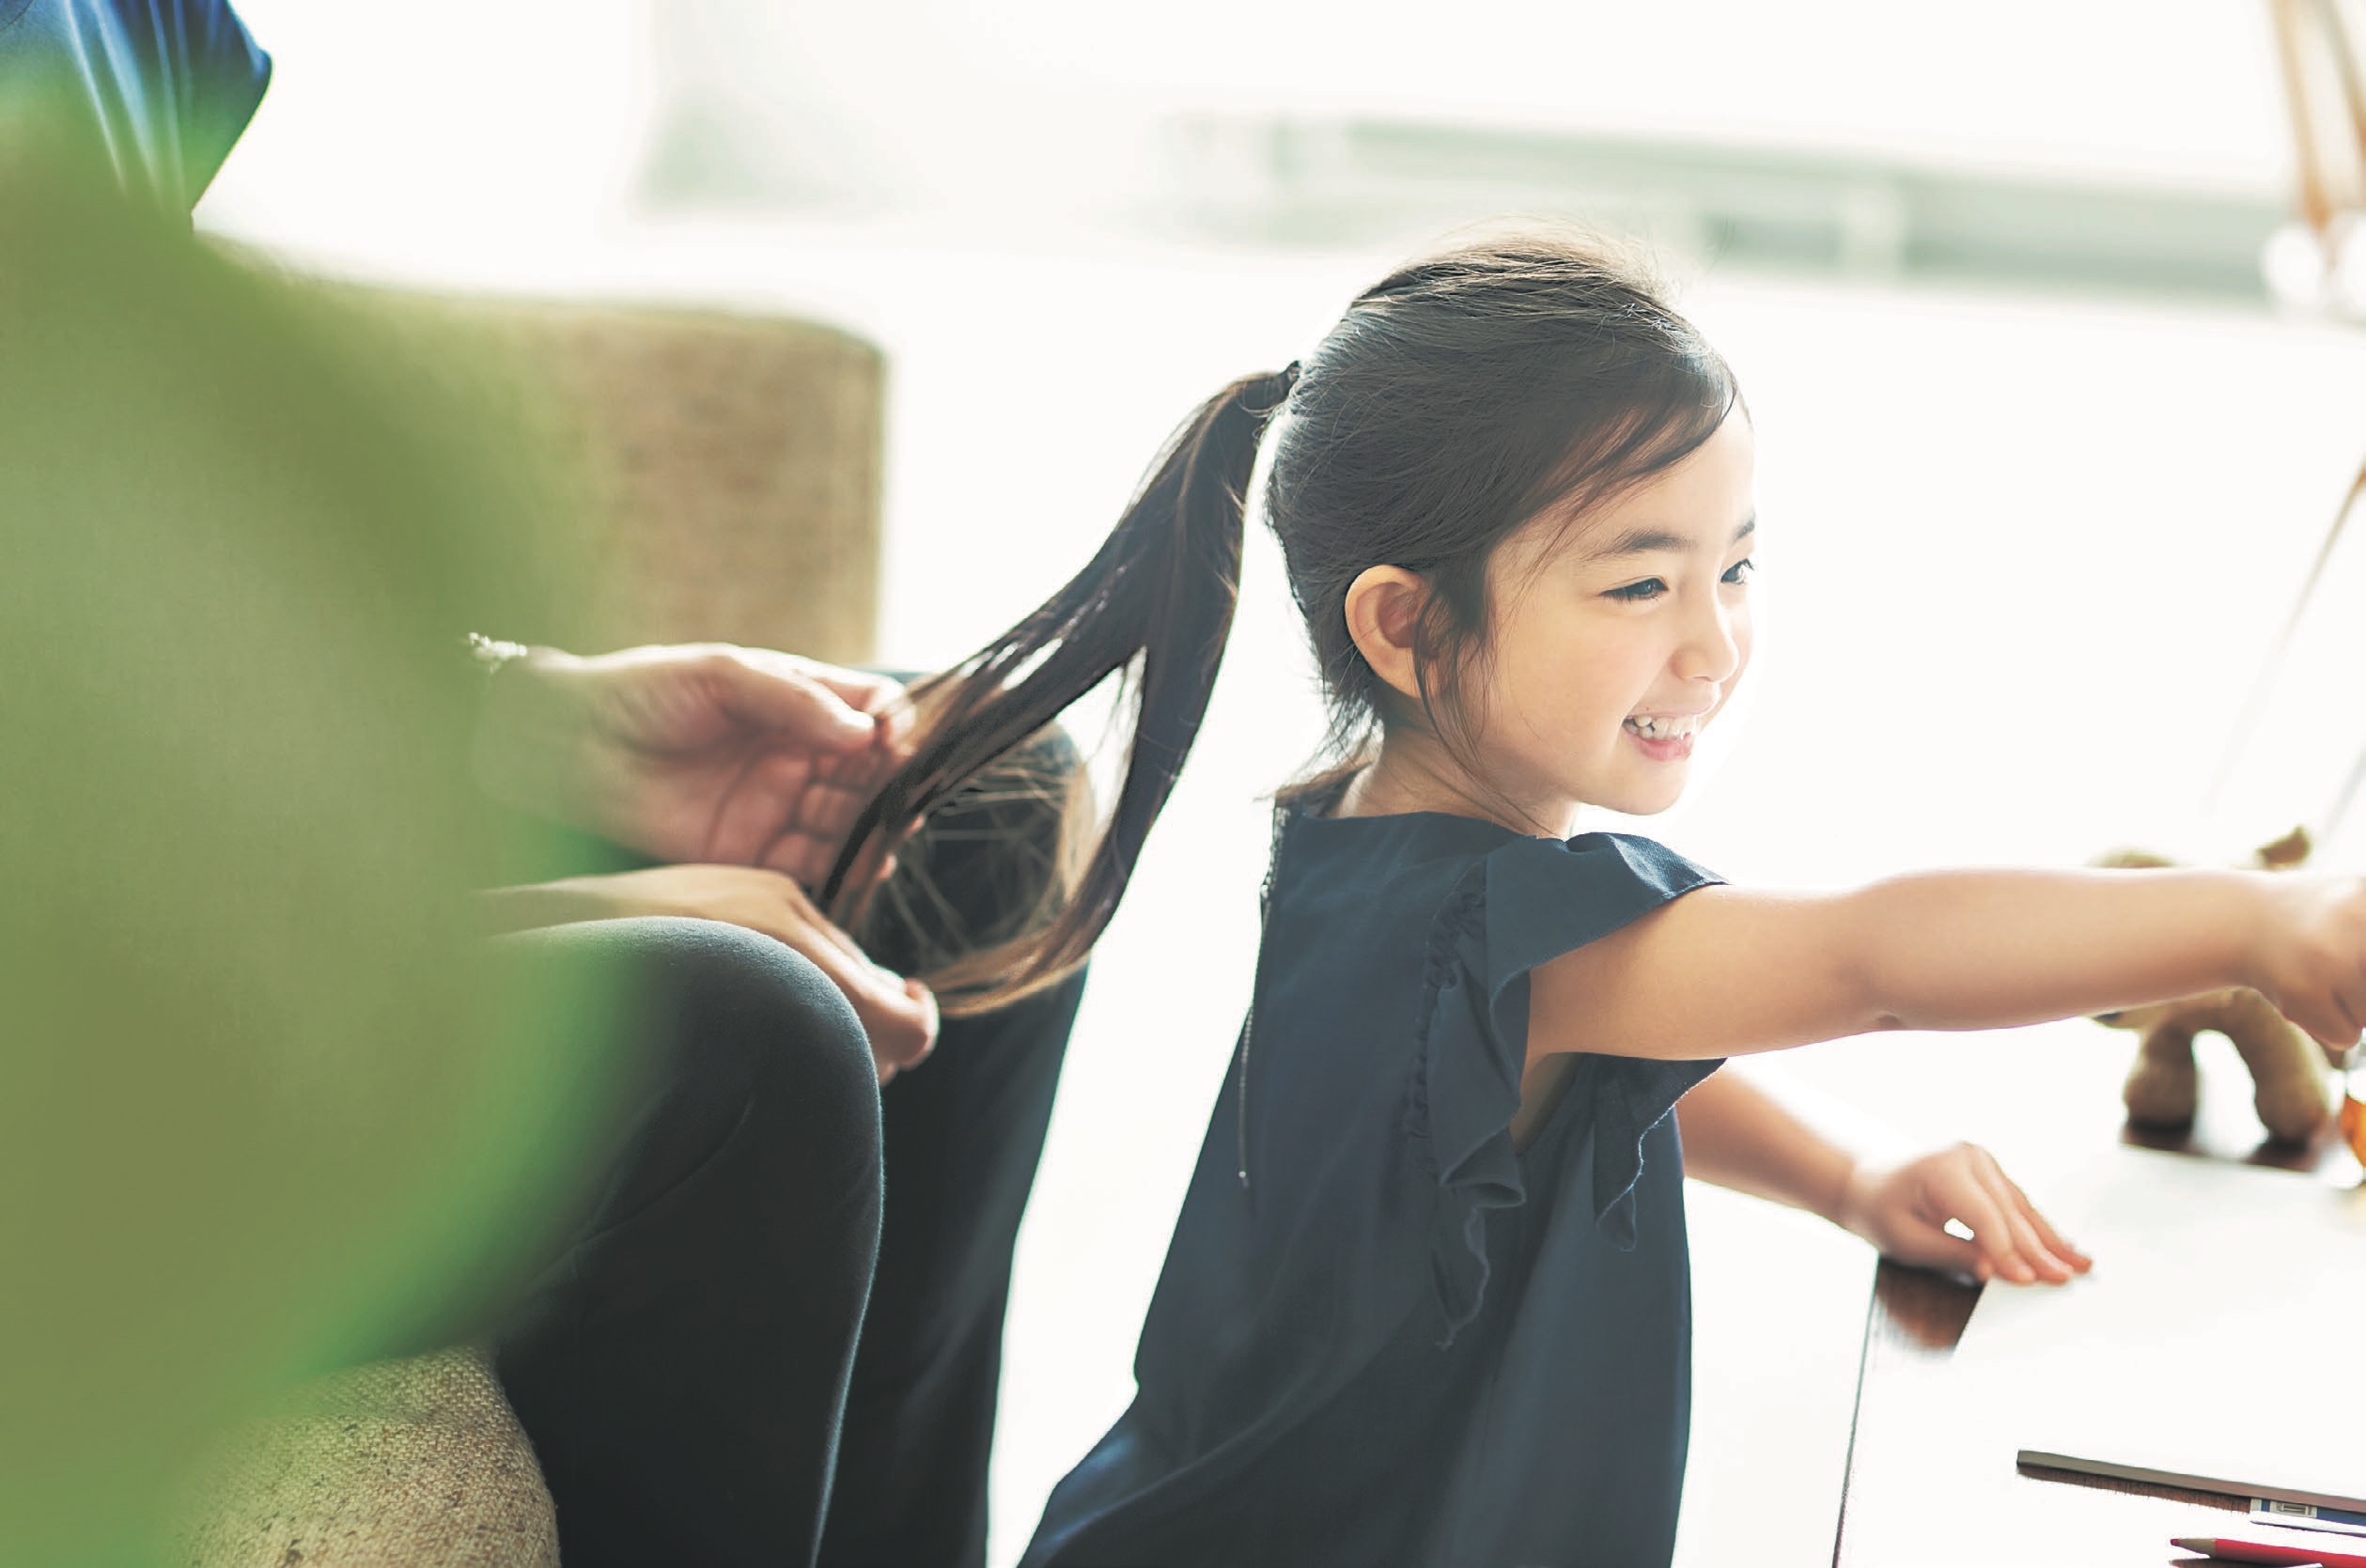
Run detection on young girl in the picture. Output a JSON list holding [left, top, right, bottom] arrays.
[[823, 232, 2366, 1568]]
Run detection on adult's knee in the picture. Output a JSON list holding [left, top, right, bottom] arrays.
[[517, 916, 884, 1224], [643, 916, 879, 1150]]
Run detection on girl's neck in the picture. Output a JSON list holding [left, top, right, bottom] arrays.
[[1331, 737, 1580, 839]]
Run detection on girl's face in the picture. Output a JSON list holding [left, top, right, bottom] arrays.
[[1465, 411, 1757, 831]]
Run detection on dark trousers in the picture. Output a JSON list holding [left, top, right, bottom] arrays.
[[483, 749, 1084, 1568]]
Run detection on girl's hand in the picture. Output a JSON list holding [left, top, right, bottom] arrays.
[[1838, 1143, 2092, 1285], [2246, 873, 2366, 1063], [480, 864, 939, 1084]]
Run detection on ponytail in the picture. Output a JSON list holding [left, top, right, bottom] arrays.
[[822, 365, 1299, 1014]]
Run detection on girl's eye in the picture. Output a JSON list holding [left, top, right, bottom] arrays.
[[1605, 578, 1667, 602], [1721, 557, 1755, 585]]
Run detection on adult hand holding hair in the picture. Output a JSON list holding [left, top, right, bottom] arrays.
[[472, 642, 916, 891], [467, 644, 938, 1071], [461, 352, 1328, 1058]]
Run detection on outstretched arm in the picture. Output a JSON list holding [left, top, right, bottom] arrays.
[[1532, 867, 2366, 1066], [1674, 1067, 2088, 1284]]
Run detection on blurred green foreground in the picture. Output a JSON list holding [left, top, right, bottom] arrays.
[[0, 174, 621, 1566]]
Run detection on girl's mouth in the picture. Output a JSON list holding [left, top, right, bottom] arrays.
[[1623, 712, 1702, 761]]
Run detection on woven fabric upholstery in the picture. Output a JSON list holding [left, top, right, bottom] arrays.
[[319, 281, 888, 668], [176, 1346, 556, 1568], [511, 300, 886, 668]]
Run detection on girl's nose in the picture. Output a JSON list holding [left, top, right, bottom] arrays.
[[1673, 593, 1744, 685]]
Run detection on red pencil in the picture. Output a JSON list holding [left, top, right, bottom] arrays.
[[2175, 1533, 2366, 1566]]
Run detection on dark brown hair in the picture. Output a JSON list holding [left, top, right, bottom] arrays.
[[825, 228, 1739, 1013]]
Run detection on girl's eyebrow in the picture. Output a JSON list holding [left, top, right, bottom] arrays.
[[1591, 515, 1757, 560]]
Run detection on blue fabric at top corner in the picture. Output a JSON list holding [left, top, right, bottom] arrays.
[[0, 0, 271, 212]]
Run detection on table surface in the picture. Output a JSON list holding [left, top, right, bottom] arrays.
[[1831, 1071, 2361, 1568]]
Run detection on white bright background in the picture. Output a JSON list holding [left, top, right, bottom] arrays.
[[201, 5, 2366, 1565]]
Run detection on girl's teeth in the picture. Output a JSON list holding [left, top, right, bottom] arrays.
[[1626, 715, 1699, 740]]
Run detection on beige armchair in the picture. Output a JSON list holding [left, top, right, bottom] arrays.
[[172, 277, 888, 1568]]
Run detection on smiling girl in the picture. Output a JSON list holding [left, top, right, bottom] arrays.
[[823, 232, 2366, 1568]]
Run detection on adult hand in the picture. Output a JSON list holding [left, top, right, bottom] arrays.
[[472, 643, 917, 891], [1838, 1143, 2093, 1285], [482, 864, 939, 1082]]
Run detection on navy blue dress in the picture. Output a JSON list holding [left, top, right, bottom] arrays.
[[1023, 800, 1723, 1568]]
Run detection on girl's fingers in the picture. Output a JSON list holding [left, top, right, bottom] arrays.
[[2327, 989, 2364, 1056], [1976, 1168, 2072, 1283], [1989, 1167, 2092, 1274], [1937, 1177, 2036, 1285], [1868, 1148, 2089, 1287], [1913, 1231, 1989, 1281], [2296, 995, 2358, 1051], [1955, 1149, 2083, 1284]]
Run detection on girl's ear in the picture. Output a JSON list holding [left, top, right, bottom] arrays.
[[1344, 565, 1428, 705]]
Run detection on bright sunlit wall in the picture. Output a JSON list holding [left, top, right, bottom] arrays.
[[200, 6, 2366, 1565]]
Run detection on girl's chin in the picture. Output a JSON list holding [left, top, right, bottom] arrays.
[[1599, 768, 1690, 818]]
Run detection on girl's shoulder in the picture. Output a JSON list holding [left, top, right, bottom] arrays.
[[1276, 790, 1708, 917], [1259, 797, 1720, 1049], [1263, 800, 1514, 959], [1281, 800, 1515, 874]]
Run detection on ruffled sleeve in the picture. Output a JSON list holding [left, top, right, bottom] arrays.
[[1406, 832, 1722, 1344]]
